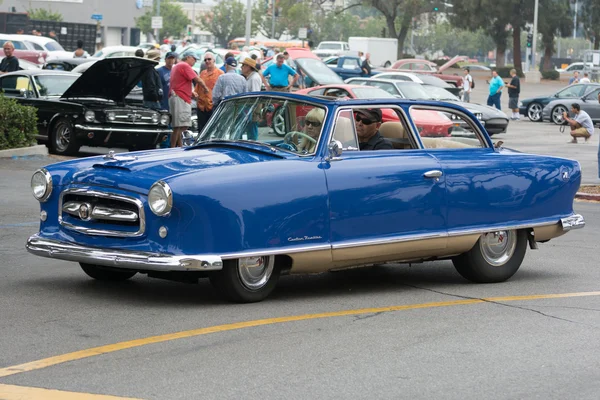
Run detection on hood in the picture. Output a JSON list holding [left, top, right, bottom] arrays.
[[438, 56, 469, 72], [295, 58, 344, 86], [55, 146, 283, 194], [61, 57, 156, 102], [463, 102, 508, 117]]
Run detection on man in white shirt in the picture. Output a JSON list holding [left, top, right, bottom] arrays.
[[579, 72, 591, 83], [563, 103, 594, 143], [462, 67, 473, 102], [241, 57, 262, 92]]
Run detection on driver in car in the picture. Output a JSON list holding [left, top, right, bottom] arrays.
[[284, 108, 325, 154]]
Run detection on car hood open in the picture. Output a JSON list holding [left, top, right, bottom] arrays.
[[437, 55, 469, 72], [61, 57, 156, 103]]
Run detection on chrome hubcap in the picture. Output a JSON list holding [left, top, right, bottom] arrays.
[[479, 230, 517, 267], [238, 256, 274, 290], [528, 104, 541, 120], [55, 123, 71, 152], [552, 107, 566, 124]]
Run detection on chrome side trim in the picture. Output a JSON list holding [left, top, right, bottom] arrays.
[[560, 214, 585, 231], [331, 232, 447, 250], [447, 217, 575, 238], [75, 124, 171, 134], [220, 244, 332, 260], [59, 188, 145, 238], [26, 235, 223, 272]]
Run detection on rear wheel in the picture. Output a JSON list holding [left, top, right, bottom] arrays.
[[209, 256, 280, 303], [551, 105, 568, 125], [527, 103, 543, 122], [452, 230, 527, 283], [79, 263, 137, 281]]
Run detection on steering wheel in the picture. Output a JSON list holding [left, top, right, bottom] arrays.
[[284, 131, 317, 145]]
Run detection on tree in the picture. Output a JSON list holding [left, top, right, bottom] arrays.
[[199, 0, 261, 47], [581, 0, 600, 50], [27, 8, 63, 22], [135, 0, 189, 40], [536, 0, 572, 70]]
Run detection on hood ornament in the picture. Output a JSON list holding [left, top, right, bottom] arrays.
[[103, 150, 138, 162]]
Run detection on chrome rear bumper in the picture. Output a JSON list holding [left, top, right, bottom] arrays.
[[26, 234, 223, 272], [560, 214, 585, 231]]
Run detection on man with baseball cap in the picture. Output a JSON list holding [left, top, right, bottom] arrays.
[[212, 57, 247, 108], [169, 51, 208, 147], [354, 108, 392, 150], [157, 52, 177, 111]]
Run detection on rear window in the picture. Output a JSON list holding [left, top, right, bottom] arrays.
[[0, 39, 27, 50], [45, 40, 65, 52]]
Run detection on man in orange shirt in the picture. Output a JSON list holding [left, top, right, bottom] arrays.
[[195, 52, 223, 132]]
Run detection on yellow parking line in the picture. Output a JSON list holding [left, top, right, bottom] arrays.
[[0, 383, 140, 399], [0, 291, 599, 380]]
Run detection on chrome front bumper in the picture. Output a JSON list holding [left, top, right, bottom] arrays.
[[26, 235, 223, 272], [560, 214, 585, 231]]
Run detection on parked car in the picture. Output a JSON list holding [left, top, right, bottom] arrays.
[[518, 83, 600, 122], [369, 71, 462, 97], [323, 55, 381, 80], [388, 56, 466, 88], [0, 57, 171, 155], [312, 41, 349, 59], [555, 62, 593, 73], [297, 84, 454, 137], [0, 34, 47, 64], [10, 34, 72, 60], [346, 78, 509, 135], [43, 58, 100, 72], [92, 46, 140, 59], [542, 86, 600, 125], [25, 92, 585, 303]]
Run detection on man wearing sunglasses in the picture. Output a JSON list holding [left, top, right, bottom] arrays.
[[354, 109, 392, 150]]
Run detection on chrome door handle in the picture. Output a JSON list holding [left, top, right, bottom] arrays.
[[423, 170, 443, 179]]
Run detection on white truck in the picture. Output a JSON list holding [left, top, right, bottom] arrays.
[[313, 41, 349, 59], [348, 37, 398, 68]]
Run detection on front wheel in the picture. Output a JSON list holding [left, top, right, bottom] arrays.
[[209, 256, 280, 303], [49, 118, 80, 155], [80, 263, 137, 281], [551, 105, 568, 125], [527, 103, 543, 122], [452, 230, 527, 283]]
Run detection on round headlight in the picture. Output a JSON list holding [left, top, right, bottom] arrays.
[[31, 168, 52, 202], [106, 111, 116, 121], [151, 112, 160, 123], [159, 114, 170, 126], [84, 110, 95, 122], [148, 181, 172, 216]]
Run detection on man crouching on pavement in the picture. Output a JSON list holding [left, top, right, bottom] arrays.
[[563, 103, 594, 144], [169, 51, 208, 147]]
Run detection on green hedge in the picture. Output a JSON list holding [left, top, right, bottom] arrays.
[[541, 70, 560, 80], [0, 94, 38, 150], [494, 67, 524, 78]]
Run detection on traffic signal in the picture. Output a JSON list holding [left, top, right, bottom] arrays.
[[433, 6, 439, 11], [526, 33, 533, 48]]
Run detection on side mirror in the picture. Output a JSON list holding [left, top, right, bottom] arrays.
[[327, 140, 343, 161], [19, 88, 29, 98]]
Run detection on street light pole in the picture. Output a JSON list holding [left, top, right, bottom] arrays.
[[531, 0, 538, 70], [271, 0, 275, 39], [245, 0, 251, 46], [573, 1, 578, 38], [192, 0, 196, 41], [154, 0, 161, 43]]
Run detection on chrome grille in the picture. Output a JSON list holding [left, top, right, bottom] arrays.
[[59, 188, 145, 237], [110, 108, 157, 125]]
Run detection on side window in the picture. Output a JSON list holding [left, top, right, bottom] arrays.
[[11, 41, 27, 50], [558, 85, 585, 98], [0, 76, 32, 96], [27, 41, 45, 51], [344, 44, 350, 51], [332, 110, 358, 150], [585, 88, 600, 99], [342, 59, 357, 69], [308, 88, 325, 96], [409, 106, 486, 149]]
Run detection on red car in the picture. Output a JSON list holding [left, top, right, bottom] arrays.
[[0, 35, 47, 65], [296, 84, 454, 137], [387, 56, 467, 89]]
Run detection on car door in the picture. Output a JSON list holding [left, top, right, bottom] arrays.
[[340, 58, 363, 79], [580, 87, 600, 121], [324, 108, 448, 261]]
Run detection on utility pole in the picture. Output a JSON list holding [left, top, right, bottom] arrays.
[[154, 0, 161, 43], [245, 0, 251, 46], [531, 0, 538, 70], [573, 1, 578, 39], [192, 0, 196, 41], [271, 0, 275, 39]]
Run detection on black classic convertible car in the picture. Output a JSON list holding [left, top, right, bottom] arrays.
[[0, 57, 171, 155]]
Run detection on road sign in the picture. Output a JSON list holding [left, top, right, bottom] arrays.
[[298, 28, 307, 39], [151, 16, 163, 29], [143, 0, 153, 7], [91, 14, 103, 21]]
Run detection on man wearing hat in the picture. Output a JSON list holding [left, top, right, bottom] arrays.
[[262, 53, 298, 92], [141, 49, 163, 110], [212, 57, 247, 108], [157, 51, 177, 112], [194, 51, 223, 133], [353, 108, 392, 150], [169, 51, 209, 147], [241, 57, 262, 92]]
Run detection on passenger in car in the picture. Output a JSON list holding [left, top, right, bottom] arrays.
[[354, 108, 392, 150], [297, 108, 325, 153]]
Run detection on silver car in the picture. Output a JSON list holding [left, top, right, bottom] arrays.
[[542, 86, 600, 125]]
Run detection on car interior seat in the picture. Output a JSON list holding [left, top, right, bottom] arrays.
[[332, 117, 357, 149], [379, 122, 412, 149]]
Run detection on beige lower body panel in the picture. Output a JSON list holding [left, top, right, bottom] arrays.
[[533, 223, 566, 241]]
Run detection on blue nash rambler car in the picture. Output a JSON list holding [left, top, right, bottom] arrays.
[[26, 93, 585, 303]]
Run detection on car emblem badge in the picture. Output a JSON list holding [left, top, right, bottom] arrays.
[[78, 203, 92, 221], [562, 171, 569, 180]]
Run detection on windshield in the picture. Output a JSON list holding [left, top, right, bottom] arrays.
[[318, 43, 342, 50], [33, 75, 78, 97], [196, 96, 327, 155], [45, 41, 65, 52], [422, 85, 459, 100], [352, 87, 396, 99], [414, 74, 450, 87], [294, 58, 344, 85]]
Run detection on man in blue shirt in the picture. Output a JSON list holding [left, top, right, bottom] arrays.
[[487, 70, 504, 110], [262, 53, 298, 92], [156, 52, 177, 148]]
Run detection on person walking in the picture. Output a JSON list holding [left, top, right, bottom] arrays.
[[487, 70, 504, 110], [212, 57, 247, 108], [141, 49, 163, 111], [462, 67, 473, 102], [506, 69, 521, 120], [0, 42, 19, 74], [73, 40, 89, 58], [169, 51, 209, 148], [195, 52, 223, 133], [262, 53, 298, 92]]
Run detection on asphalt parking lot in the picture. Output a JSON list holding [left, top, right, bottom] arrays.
[[0, 81, 599, 399]]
